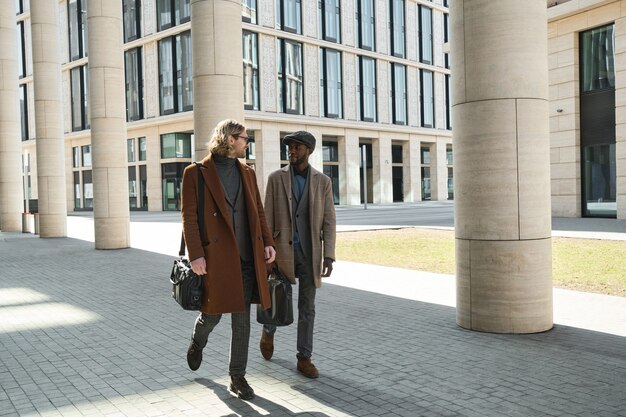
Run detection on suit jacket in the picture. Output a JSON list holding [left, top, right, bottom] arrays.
[[264, 165, 336, 288], [181, 154, 274, 314]]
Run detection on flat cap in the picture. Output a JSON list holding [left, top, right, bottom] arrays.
[[282, 131, 316, 152]]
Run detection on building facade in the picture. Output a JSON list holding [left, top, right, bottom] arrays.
[[548, 0, 625, 219], [15, 0, 453, 213]]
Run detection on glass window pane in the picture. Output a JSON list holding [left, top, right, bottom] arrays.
[[581, 24, 615, 92], [283, 40, 303, 114], [419, 6, 432, 64], [128, 139, 135, 162], [242, 31, 260, 110], [74, 171, 81, 209], [83, 170, 93, 208], [139, 137, 147, 161], [125, 48, 143, 121], [71, 67, 82, 131], [421, 69, 434, 128], [159, 38, 174, 114], [19, 85, 28, 141], [178, 31, 193, 111], [322, 141, 338, 162], [68, 0, 80, 60], [392, 144, 402, 163], [82, 145, 91, 166], [583, 144, 616, 217], [242, 0, 257, 23], [157, 0, 172, 30]]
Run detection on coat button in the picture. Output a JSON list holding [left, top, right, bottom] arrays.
[[289, 240, 292, 245]]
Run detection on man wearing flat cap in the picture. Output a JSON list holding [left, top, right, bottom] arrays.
[[260, 131, 336, 378]]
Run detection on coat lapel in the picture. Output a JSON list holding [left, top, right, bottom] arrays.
[[280, 165, 293, 221], [200, 155, 233, 230]]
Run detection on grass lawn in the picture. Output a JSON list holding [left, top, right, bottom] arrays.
[[336, 228, 626, 298]]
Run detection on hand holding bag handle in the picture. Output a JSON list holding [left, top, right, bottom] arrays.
[[170, 162, 207, 311]]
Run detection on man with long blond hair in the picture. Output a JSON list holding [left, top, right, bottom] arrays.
[[181, 119, 276, 400]]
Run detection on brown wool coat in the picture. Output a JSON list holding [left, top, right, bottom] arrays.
[[181, 155, 274, 314], [264, 165, 336, 288]]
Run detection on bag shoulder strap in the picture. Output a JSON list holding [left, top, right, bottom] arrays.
[[179, 162, 208, 257]]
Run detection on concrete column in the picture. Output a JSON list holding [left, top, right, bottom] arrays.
[[372, 136, 392, 204], [255, 123, 281, 197], [0, 2, 24, 231], [87, 0, 130, 249], [406, 137, 422, 202], [431, 138, 449, 201], [451, 0, 553, 333], [191, 0, 244, 161], [31, 1, 67, 237], [340, 132, 360, 205]]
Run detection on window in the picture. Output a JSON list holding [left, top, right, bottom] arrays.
[[390, 63, 407, 125], [82, 145, 92, 166], [581, 24, 615, 92], [139, 137, 147, 161], [319, 0, 340, 43], [128, 139, 136, 162], [420, 69, 434, 128], [68, 0, 88, 61], [320, 48, 343, 118], [72, 147, 80, 168], [129, 166, 137, 208], [419, 5, 433, 65], [276, 0, 302, 34], [71, 65, 90, 131], [19, 85, 28, 141], [161, 133, 192, 158], [445, 74, 451, 130], [157, 0, 190, 31], [15, 0, 23, 14], [123, 0, 141, 43], [242, 0, 257, 24], [162, 163, 187, 210], [83, 170, 93, 208], [245, 131, 256, 169], [447, 145, 453, 200], [322, 140, 340, 204], [583, 144, 616, 217], [17, 22, 25, 78], [358, 56, 376, 122], [125, 47, 144, 121], [158, 31, 193, 115], [388, 0, 405, 58], [444, 13, 450, 69], [242, 31, 260, 110], [356, 0, 375, 51], [391, 144, 403, 202], [421, 146, 431, 201], [277, 39, 303, 114]]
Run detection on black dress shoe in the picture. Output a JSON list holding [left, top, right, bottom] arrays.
[[229, 375, 255, 400], [187, 340, 202, 371]]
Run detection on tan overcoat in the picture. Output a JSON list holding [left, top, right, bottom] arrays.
[[181, 155, 274, 314], [264, 165, 336, 288]]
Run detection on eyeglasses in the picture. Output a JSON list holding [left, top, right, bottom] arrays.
[[234, 135, 249, 143]]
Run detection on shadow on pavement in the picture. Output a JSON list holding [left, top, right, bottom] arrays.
[[0, 235, 625, 416]]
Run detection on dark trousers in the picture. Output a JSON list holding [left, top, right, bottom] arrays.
[[264, 245, 316, 359], [191, 261, 255, 377]]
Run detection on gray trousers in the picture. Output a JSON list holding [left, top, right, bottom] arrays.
[[191, 261, 255, 377], [264, 245, 316, 359]]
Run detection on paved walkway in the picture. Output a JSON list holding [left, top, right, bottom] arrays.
[[0, 213, 625, 417]]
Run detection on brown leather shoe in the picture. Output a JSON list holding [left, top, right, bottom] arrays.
[[260, 330, 274, 360], [297, 357, 319, 379]]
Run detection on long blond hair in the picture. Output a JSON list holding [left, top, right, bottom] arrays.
[[207, 119, 246, 157]]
